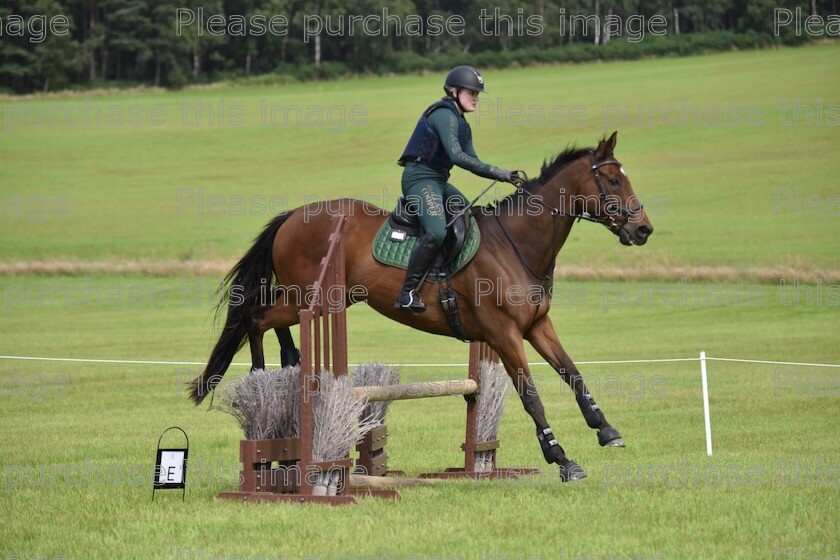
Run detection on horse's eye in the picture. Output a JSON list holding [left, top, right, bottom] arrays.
[[609, 178, 620, 187]]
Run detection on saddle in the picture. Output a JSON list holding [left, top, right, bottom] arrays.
[[388, 197, 472, 271], [374, 197, 478, 341]]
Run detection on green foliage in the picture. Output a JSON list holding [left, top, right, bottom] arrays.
[[1, 0, 834, 93]]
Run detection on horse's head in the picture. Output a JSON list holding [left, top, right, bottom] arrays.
[[576, 131, 653, 246]]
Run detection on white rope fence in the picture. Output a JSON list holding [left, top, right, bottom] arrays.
[[2, 354, 838, 368], [2, 352, 837, 458]]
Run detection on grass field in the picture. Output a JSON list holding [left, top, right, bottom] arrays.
[[0, 276, 838, 559], [1, 44, 839, 559], [1, 44, 839, 273]]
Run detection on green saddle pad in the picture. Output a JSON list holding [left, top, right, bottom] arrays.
[[372, 217, 481, 278]]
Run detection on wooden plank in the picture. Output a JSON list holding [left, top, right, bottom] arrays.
[[461, 440, 500, 453], [309, 458, 353, 472], [241, 466, 299, 493], [239, 438, 300, 464], [355, 379, 477, 402], [367, 425, 388, 452], [369, 452, 389, 475]]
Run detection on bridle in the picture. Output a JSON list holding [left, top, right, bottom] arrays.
[[587, 150, 644, 229], [493, 150, 644, 283], [522, 150, 644, 227]]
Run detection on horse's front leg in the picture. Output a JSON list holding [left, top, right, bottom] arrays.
[[526, 315, 625, 447], [488, 331, 587, 481]]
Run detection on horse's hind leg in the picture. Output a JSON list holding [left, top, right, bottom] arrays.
[[248, 300, 301, 371], [488, 331, 587, 482], [247, 326, 299, 371], [526, 315, 625, 447], [248, 327, 266, 371]]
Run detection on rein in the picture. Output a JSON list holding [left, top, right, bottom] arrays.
[[494, 211, 555, 283], [493, 150, 644, 283]]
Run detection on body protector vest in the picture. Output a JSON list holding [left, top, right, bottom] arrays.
[[398, 97, 471, 173]]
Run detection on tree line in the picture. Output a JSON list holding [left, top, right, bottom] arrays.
[[0, 0, 833, 94]]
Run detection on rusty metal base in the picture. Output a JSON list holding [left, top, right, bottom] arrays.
[[418, 467, 540, 480], [348, 487, 401, 500], [218, 492, 359, 505], [218, 488, 400, 505], [352, 468, 406, 477]]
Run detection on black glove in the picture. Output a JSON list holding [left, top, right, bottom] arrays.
[[509, 170, 526, 188], [490, 166, 511, 183], [491, 167, 525, 186]]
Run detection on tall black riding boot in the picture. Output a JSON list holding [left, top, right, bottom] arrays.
[[394, 232, 438, 313]]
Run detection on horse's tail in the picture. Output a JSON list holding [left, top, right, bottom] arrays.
[[188, 212, 293, 405]]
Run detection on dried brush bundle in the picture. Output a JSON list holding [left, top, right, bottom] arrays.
[[312, 370, 379, 462], [215, 366, 387, 496], [351, 362, 400, 427], [474, 360, 509, 472], [311, 371, 380, 495], [213, 367, 300, 440]]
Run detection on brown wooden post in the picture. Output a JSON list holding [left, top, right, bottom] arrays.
[[463, 342, 480, 471], [323, 306, 331, 374], [298, 308, 315, 496], [332, 221, 348, 376]]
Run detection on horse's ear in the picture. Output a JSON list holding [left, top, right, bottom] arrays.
[[595, 131, 618, 159]]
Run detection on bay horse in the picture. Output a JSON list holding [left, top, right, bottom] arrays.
[[189, 131, 654, 481]]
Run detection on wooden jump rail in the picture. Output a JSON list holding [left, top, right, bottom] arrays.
[[355, 342, 539, 480], [220, 214, 536, 505], [354, 379, 478, 402]]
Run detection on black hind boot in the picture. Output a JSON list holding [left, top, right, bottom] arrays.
[[394, 232, 438, 313]]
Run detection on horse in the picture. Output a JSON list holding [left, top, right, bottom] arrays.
[[189, 131, 654, 481]]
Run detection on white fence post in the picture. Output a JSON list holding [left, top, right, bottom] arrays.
[[700, 351, 713, 456]]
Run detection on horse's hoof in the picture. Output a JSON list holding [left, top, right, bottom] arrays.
[[559, 461, 587, 482], [598, 427, 624, 447]]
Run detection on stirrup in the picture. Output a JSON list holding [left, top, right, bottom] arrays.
[[394, 290, 426, 313]]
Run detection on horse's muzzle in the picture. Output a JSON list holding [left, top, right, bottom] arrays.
[[619, 223, 653, 246], [634, 224, 653, 246]]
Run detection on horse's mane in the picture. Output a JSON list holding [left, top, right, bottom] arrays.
[[490, 144, 593, 209]]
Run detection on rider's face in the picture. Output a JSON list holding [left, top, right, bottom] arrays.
[[457, 89, 480, 112]]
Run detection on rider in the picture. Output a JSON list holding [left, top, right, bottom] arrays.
[[394, 65, 524, 313]]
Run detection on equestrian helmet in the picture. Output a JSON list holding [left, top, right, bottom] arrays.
[[444, 66, 486, 93]]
